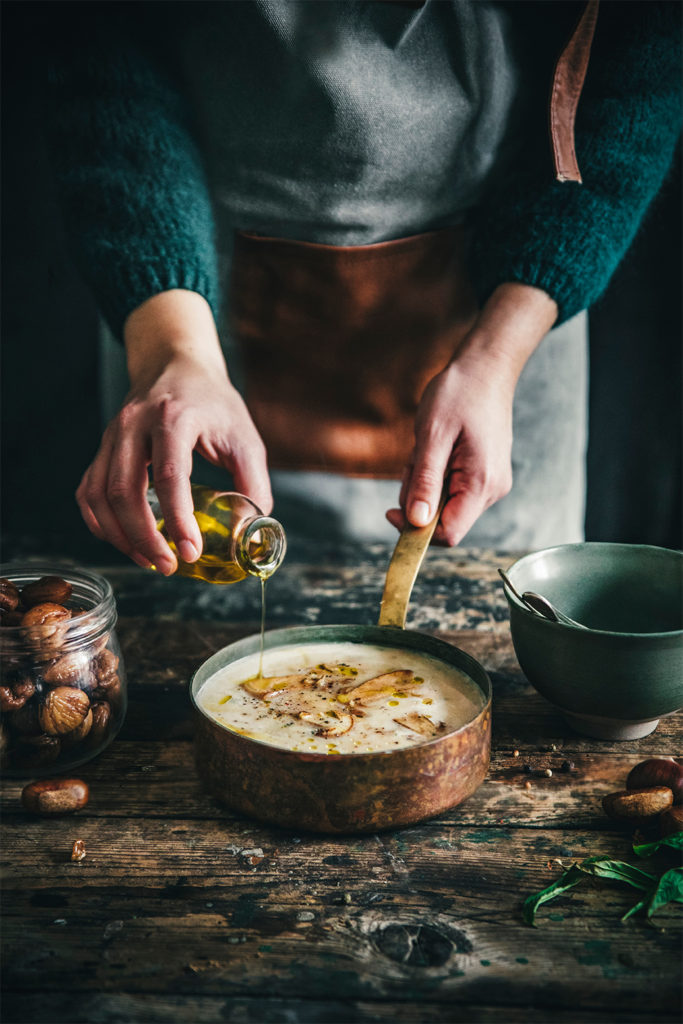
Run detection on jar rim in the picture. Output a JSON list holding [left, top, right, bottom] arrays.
[[0, 563, 117, 647]]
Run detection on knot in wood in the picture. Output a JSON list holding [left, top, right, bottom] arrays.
[[374, 923, 471, 967]]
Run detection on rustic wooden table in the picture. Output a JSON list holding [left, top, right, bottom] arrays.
[[2, 544, 681, 1023]]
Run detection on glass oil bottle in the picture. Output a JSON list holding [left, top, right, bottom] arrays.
[[147, 485, 286, 584]]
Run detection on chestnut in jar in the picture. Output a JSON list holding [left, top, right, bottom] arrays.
[[21, 576, 73, 609], [0, 578, 20, 613]]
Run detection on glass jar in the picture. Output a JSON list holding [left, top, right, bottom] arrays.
[[0, 565, 126, 777], [148, 485, 287, 584]]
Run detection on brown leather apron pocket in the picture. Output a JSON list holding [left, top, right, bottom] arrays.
[[230, 227, 478, 477]]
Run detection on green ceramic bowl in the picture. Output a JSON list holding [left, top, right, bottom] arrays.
[[501, 543, 683, 740]]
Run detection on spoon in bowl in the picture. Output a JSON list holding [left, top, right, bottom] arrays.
[[519, 590, 587, 629], [497, 569, 587, 629]]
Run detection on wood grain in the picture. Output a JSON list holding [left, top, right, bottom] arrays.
[[3, 994, 678, 1024], [3, 740, 678, 827], [3, 821, 681, 1007]]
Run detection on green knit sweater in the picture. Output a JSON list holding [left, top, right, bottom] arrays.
[[45, 1, 681, 336]]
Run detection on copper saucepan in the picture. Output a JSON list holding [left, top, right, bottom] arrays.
[[190, 510, 492, 833]]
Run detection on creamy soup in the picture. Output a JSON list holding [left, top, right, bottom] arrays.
[[197, 642, 485, 754]]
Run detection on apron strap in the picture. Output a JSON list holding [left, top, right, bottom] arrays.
[[550, 0, 600, 184]]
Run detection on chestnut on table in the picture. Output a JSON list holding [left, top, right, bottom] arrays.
[[1, 545, 681, 1024]]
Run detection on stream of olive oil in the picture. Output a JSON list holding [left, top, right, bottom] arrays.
[[258, 577, 267, 679]]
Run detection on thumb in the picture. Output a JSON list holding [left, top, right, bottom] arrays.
[[405, 431, 454, 528]]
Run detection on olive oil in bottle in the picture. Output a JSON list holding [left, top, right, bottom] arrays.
[[148, 485, 286, 585]]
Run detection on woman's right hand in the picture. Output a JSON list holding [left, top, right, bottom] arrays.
[[76, 290, 272, 574]]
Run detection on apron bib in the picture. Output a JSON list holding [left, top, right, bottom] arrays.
[[230, 226, 477, 475]]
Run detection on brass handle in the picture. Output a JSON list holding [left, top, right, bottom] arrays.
[[378, 497, 446, 629]]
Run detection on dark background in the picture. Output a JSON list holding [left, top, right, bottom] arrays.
[[1, 3, 681, 564]]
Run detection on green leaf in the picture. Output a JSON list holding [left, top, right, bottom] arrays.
[[522, 864, 585, 926], [523, 849, 681, 927], [621, 896, 648, 922], [633, 832, 683, 858], [577, 857, 656, 891], [646, 866, 683, 918]]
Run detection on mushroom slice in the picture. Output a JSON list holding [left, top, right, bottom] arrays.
[[241, 673, 310, 698], [242, 667, 350, 699], [339, 670, 419, 706], [299, 709, 354, 738], [305, 668, 348, 690], [267, 680, 340, 718], [393, 712, 446, 738], [256, 682, 353, 734]]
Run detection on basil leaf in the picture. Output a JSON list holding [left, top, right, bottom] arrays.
[[633, 832, 683, 858], [522, 864, 585, 926], [523, 858, 658, 926], [621, 896, 649, 922], [577, 857, 657, 891], [646, 866, 683, 919]]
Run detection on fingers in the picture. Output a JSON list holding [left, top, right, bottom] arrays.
[[434, 480, 488, 547], [215, 422, 273, 515], [76, 408, 191, 574], [434, 460, 513, 546], [106, 423, 177, 574], [401, 360, 515, 545], [399, 445, 513, 547], [76, 428, 154, 569], [385, 507, 406, 533], [194, 388, 273, 514], [230, 444, 273, 515], [150, 410, 202, 564], [76, 359, 276, 569], [398, 464, 411, 511], [76, 468, 106, 542]]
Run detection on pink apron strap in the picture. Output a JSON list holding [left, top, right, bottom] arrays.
[[550, 0, 600, 184]]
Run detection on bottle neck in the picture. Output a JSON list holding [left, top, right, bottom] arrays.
[[234, 515, 287, 579]]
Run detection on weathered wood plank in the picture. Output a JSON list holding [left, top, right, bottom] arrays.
[[2, 739, 679, 827], [2, 885, 680, 1011], [2, 820, 680, 1012], [3, 907, 680, 1012], [2, 991, 679, 1024], [100, 546, 515, 635], [3, 817, 660, 886]]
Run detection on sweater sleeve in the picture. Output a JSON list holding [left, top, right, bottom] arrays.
[[45, 8, 219, 339], [469, 1, 682, 325]]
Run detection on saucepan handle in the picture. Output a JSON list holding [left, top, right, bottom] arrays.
[[378, 495, 446, 629]]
